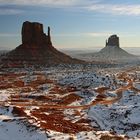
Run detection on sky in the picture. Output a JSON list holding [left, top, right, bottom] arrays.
[[1, 0, 140, 50]]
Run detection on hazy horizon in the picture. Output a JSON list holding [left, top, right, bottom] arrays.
[[1, 46, 140, 56]]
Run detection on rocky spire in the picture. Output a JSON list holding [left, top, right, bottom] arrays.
[[106, 35, 120, 47], [47, 26, 52, 45], [48, 26, 50, 37]]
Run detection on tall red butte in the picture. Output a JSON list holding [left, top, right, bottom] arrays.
[[1, 21, 83, 68]]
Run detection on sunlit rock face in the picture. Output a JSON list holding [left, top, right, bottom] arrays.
[[0, 21, 83, 68]]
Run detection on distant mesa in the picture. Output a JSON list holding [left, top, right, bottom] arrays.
[[92, 34, 137, 62], [106, 35, 119, 47], [0, 21, 83, 68], [78, 34, 138, 63]]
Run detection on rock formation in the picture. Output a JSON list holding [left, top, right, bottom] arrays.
[[95, 35, 136, 62], [1, 21, 83, 68], [100, 34, 130, 57], [91, 34, 137, 62], [106, 35, 119, 47], [22, 21, 52, 46]]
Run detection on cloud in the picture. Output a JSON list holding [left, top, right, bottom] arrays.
[[0, 0, 102, 7], [0, 0, 140, 17], [54, 31, 135, 38], [54, 32, 113, 37], [0, 0, 79, 6], [86, 32, 112, 37], [0, 33, 19, 37], [87, 4, 140, 16], [0, 32, 110, 38], [0, 8, 24, 15]]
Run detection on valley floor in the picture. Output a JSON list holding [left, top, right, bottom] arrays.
[[0, 64, 140, 140]]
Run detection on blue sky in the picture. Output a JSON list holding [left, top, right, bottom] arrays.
[[1, 0, 140, 50]]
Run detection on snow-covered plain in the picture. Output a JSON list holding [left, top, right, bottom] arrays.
[[0, 65, 140, 139]]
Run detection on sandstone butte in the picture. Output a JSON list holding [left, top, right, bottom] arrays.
[[1, 21, 83, 68]]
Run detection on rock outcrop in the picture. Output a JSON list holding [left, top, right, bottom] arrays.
[[1, 21, 83, 68], [22, 21, 52, 46], [106, 35, 119, 47]]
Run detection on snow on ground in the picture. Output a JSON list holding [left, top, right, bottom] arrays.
[[58, 71, 114, 89], [0, 106, 47, 140], [88, 90, 140, 138], [0, 90, 11, 101], [0, 65, 140, 139], [0, 121, 46, 140]]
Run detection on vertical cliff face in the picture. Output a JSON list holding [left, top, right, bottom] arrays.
[[1, 21, 82, 67], [22, 21, 52, 46], [106, 35, 119, 47]]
